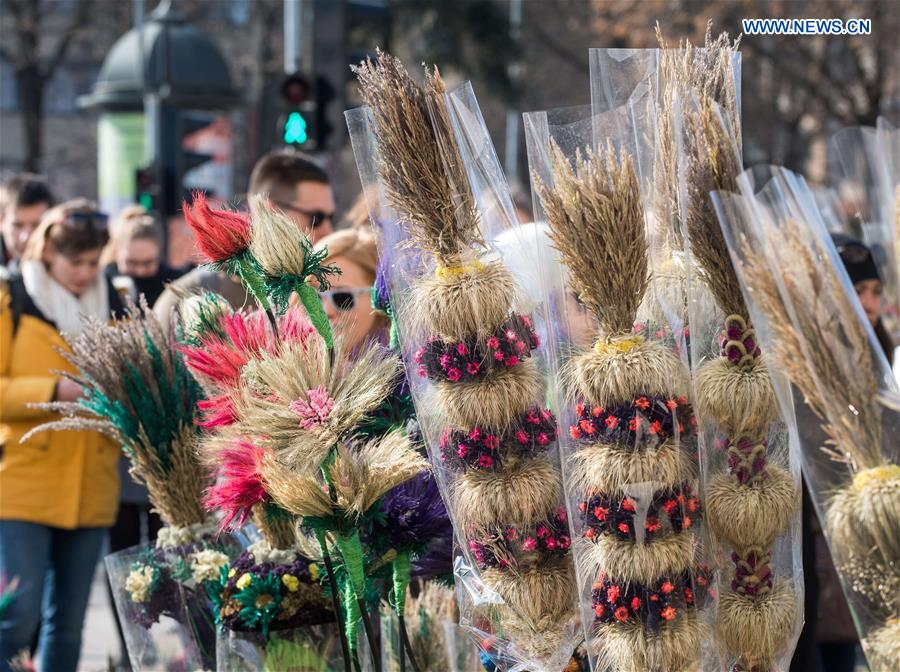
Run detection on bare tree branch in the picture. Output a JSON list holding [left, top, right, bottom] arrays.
[[522, 2, 589, 74], [43, 0, 93, 79]]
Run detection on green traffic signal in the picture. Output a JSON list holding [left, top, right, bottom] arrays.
[[284, 111, 308, 145], [137, 192, 154, 211]]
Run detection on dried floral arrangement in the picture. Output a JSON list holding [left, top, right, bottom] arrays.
[[182, 195, 444, 672], [22, 300, 239, 668], [661, 29, 803, 671], [532, 140, 708, 672], [351, 50, 577, 669], [719, 186, 900, 672]]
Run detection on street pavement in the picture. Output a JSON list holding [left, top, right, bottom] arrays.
[[79, 563, 121, 671]]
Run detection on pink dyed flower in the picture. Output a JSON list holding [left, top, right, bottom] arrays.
[[484, 435, 500, 451], [515, 341, 526, 353], [521, 537, 537, 552], [505, 527, 518, 541], [468, 428, 482, 441], [559, 536, 571, 549], [414, 348, 424, 363], [440, 354, 452, 369], [537, 432, 549, 446], [290, 385, 335, 429], [505, 355, 519, 367], [505, 329, 517, 341], [494, 351, 505, 362], [457, 445, 469, 458], [456, 343, 469, 356], [477, 455, 494, 468], [515, 430, 528, 444], [446, 368, 461, 381], [466, 362, 481, 375], [545, 537, 558, 550], [536, 526, 550, 539], [486, 337, 500, 349]]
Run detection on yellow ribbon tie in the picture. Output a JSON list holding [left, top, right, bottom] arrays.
[[435, 259, 486, 280], [594, 334, 645, 355], [852, 464, 900, 493]]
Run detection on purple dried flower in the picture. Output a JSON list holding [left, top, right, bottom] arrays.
[[377, 473, 450, 551]]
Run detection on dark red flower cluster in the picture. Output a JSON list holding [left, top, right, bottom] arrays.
[[467, 507, 570, 571], [414, 313, 539, 383], [439, 407, 558, 471], [568, 394, 696, 447], [731, 548, 773, 597], [590, 566, 712, 631], [579, 485, 701, 541]]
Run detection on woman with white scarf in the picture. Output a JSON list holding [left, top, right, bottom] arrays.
[[0, 199, 124, 672]]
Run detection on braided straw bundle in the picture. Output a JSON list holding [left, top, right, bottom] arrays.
[[353, 51, 576, 663], [534, 140, 703, 671], [733, 217, 898, 671], [667, 29, 801, 670]]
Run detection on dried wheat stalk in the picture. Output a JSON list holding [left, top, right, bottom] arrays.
[[534, 141, 648, 335], [352, 49, 482, 266]]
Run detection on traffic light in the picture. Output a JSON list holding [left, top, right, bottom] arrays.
[[279, 72, 313, 149], [135, 165, 159, 212], [313, 75, 335, 150], [277, 72, 335, 150], [283, 111, 308, 145]]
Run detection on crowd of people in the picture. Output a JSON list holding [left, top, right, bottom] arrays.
[[0, 147, 892, 672]]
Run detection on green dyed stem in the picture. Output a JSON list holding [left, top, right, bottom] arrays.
[[391, 551, 411, 617], [344, 580, 361, 661], [335, 530, 366, 598], [235, 254, 271, 311], [297, 283, 334, 350]]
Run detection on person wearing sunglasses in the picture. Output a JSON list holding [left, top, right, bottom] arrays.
[[154, 150, 335, 331], [0, 200, 125, 672], [249, 149, 335, 243], [315, 215, 388, 352]]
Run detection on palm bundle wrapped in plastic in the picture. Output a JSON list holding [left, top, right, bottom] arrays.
[[530, 133, 707, 672], [715, 166, 900, 672], [631, 28, 806, 672], [348, 51, 579, 670]]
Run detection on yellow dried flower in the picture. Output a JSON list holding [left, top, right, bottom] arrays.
[[236, 572, 252, 590], [282, 574, 300, 592]]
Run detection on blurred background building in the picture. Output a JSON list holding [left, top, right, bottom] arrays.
[[1, 0, 897, 224]]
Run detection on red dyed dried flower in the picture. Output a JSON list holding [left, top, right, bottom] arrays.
[[183, 192, 251, 263]]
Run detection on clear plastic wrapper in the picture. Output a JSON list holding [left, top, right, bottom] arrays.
[[379, 584, 481, 672], [524, 93, 709, 672], [668, 76, 803, 671], [347, 55, 580, 671], [713, 165, 900, 672], [216, 625, 343, 671], [107, 544, 211, 671]]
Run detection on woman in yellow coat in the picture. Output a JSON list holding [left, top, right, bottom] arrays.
[[0, 200, 123, 672]]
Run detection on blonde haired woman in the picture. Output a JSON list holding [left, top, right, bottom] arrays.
[[103, 205, 187, 306], [0, 200, 123, 672], [316, 217, 389, 350]]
